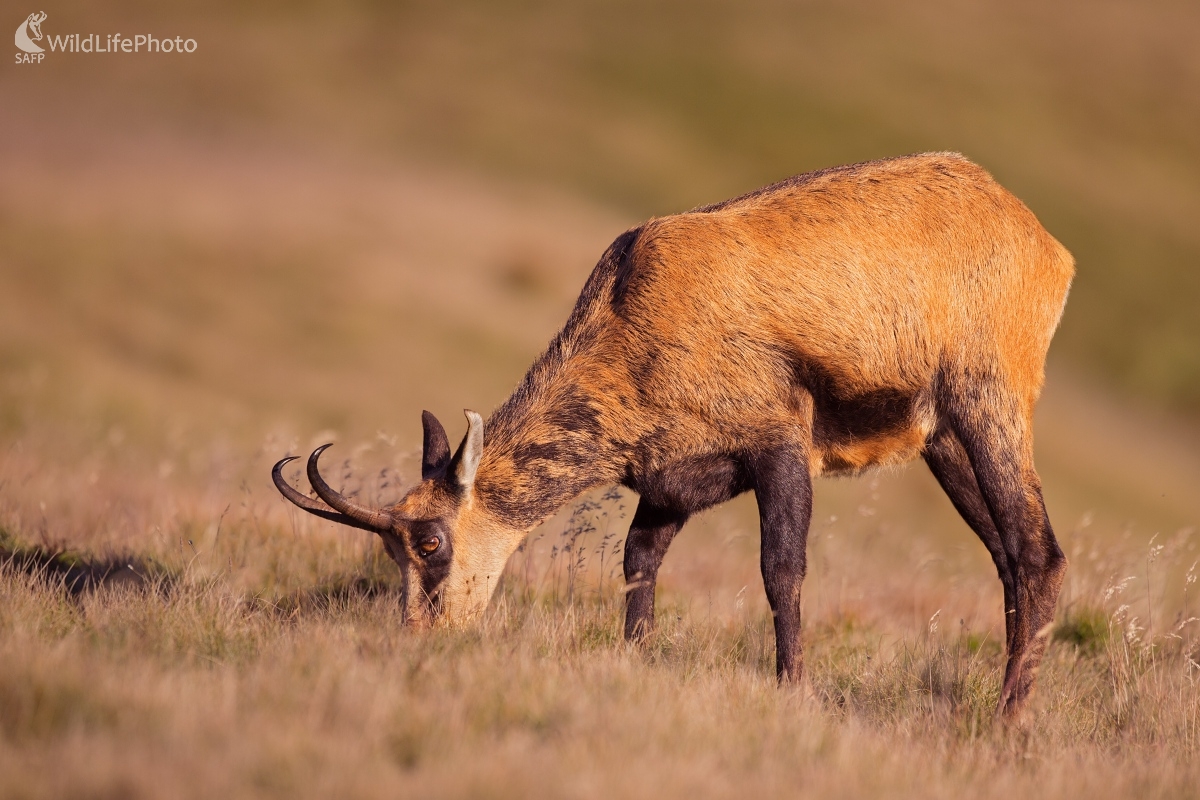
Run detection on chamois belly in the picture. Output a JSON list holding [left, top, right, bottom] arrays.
[[813, 423, 932, 476], [808, 385, 937, 477]]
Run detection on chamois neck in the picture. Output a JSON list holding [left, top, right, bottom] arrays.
[[473, 358, 626, 531]]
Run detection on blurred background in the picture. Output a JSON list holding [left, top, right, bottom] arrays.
[[1, 0, 1198, 616]]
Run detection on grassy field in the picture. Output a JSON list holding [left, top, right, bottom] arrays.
[[2, 425, 1199, 798], [2, 2, 1200, 797]]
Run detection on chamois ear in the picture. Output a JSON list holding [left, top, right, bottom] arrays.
[[420, 410, 452, 480], [450, 409, 484, 490]]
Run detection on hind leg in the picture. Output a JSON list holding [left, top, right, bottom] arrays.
[[924, 426, 1017, 661], [945, 393, 1066, 717]]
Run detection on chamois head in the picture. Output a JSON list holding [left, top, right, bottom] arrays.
[[272, 410, 520, 626]]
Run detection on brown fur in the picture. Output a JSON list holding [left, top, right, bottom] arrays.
[[275, 152, 1074, 717]]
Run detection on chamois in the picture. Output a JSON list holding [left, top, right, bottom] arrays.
[[273, 152, 1074, 717]]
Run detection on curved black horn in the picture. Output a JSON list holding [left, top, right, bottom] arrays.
[[306, 444, 395, 532], [271, 456, 385, 534]]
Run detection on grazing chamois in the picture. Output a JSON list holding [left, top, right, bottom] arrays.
[[273, 152, 1073, 717]]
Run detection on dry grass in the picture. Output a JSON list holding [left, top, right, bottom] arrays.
[[1, 468, 1198, 800]]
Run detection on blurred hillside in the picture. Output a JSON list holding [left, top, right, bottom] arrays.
[[1, 0, 1198, 555], [4, 0, 1198, 414]]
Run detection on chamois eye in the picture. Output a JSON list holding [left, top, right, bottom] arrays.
[[418, 536, 440, 556]]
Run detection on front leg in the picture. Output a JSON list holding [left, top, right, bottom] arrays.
[[747, 445, 813, 682], [623, 501, 688, 641]]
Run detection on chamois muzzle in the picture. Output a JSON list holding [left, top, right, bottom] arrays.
[[271, 444, 394, 533]]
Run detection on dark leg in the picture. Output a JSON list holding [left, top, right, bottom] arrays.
[[623, 500, 687, 641], [924, 427, 1017, 660], [948, 401, 1067, 717], [746, 445, 813, 682]]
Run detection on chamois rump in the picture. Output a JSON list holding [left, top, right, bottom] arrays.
[[273, 152, 1074, 717]]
